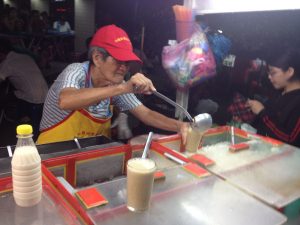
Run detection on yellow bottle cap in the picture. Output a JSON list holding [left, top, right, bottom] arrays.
[[16, 124, 33, 135]]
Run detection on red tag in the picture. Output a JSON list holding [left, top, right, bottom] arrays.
[[154, 170, 166, 181], [190, 154, 215, 166], [229, 143, 250, 152], [75, 187, 108, 209], [183, 163, 210, 178]]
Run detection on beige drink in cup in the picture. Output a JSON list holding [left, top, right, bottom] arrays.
[[127, 158, 156, 212], [186, 127, 204, 153]]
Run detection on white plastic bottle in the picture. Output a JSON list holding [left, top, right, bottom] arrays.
[[11, 124, 42, 207]]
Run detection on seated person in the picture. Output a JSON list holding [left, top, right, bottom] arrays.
[[247, 48, 300, 147], [0, 38, 49, 139], [53, 15, 71, 33], [37, 25, 189, 145]]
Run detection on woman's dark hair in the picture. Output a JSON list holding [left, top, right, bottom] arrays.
[[266, 48, 300, 81]]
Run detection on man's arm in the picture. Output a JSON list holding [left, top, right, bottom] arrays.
[[59, 73, 155, 110], [59, 83, 129, 110], [130, 105, 189, 144]]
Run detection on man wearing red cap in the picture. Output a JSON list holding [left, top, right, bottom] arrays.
[[37, 25, 189, 144]]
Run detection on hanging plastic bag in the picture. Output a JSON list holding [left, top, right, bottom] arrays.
[[207, 31, 232, 67], [162, 26, 216, 90]]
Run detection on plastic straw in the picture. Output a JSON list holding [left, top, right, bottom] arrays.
[[164, 152, 186, 165], [231, 126, 235, 145], [7, 145, 12, 157], [142, 132, 153, 159]]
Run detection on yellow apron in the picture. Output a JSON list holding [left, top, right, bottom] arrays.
[[37, 109, 111, 145]]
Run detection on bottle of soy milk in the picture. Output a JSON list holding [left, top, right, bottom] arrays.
[[11, 124, 42, 207]]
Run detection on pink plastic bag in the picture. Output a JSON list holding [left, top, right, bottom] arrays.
[[162, 26, 216, 90]]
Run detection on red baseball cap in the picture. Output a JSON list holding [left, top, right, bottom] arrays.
[[89, 24, 142, 63]]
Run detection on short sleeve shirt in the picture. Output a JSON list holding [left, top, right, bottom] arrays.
[[39, 62, 141, 130]]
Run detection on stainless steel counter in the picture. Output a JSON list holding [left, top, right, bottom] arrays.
[[160, 136, 300, 208], [84, 166, 286, 225], [0, 186, 81, 225], [219, 145, 300, 208]]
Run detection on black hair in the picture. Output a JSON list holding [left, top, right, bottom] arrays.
[[265, 48, 300, 81]]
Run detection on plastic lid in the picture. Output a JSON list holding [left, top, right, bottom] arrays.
[[16, 124, 33, 135]]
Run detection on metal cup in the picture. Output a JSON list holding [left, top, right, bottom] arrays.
[[192, 113, 212, 132]]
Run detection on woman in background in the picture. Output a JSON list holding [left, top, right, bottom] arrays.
[[247, 48, 300, 147]]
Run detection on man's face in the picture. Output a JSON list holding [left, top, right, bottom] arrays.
[[98, 55, 130, 85]]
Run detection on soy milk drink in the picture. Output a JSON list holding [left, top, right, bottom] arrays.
[[11, 125, 42, 207], [186, 127, 203, 153], [127, 158, 156, 212]]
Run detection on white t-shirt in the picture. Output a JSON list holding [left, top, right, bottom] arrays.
[[0, 52, 48, 104], [53, 21, 71, 33]]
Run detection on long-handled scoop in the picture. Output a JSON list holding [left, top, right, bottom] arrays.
[[152, 91, 193, 122], [153, 91, 212, 130], [142, 131, 153, 159]]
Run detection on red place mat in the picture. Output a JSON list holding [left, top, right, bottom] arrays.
[[229, 143, 250, 152], [154, 170, 166, 181], [75, 187, 108, 209], [183, 163, 210, 178], [189, 154, 215, 167]]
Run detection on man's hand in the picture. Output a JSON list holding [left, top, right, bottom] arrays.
[[178, 122, 190, 146], [247, 99, 264, 115], [126, 73, 156, 94]]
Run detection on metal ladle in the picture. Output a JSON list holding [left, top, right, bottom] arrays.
[[192, 113, 213, 132], [153, 91, 212, 130]]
